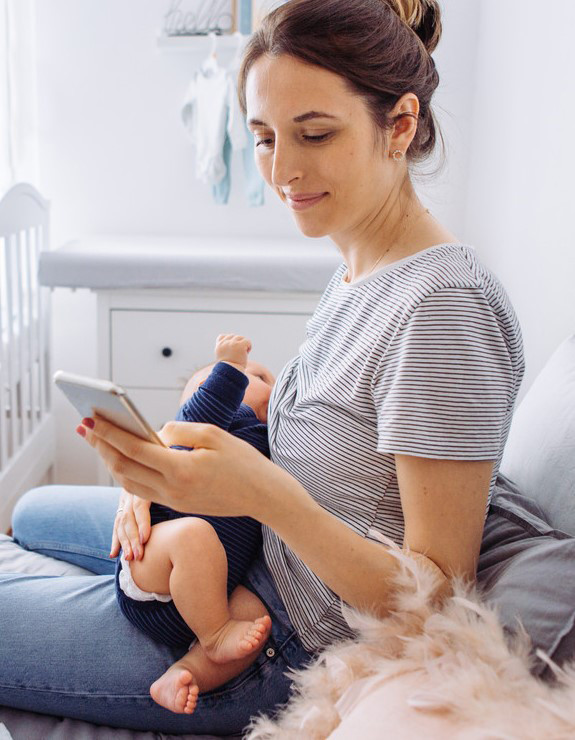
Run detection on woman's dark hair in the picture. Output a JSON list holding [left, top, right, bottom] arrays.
[[238, 0, 443, 165]]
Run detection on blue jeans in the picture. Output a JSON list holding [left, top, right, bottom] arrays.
[[0, 486, 313, 736]]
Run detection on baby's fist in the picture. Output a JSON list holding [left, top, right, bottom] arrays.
[[215, 334, 252, 369]]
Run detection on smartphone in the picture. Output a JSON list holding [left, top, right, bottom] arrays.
[[53, 370, 166, 447]]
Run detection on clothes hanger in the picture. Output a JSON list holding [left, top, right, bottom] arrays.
[[229, 31, 248, 72], [201, 32, 219, 77]]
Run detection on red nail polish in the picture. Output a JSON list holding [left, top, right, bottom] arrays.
[[76, 425, 86, 437], [82, 417, 95, 429]]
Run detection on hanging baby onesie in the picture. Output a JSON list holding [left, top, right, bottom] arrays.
[[212, 76, 265, 207], [181, 40, 265, 206], [181, 63, 247, 186]]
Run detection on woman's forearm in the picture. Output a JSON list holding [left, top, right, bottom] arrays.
[[81, 415, 447, 613], [257, 468, 446, 616]]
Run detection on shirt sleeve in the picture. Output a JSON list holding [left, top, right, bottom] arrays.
[[230, 409, 270, 458], [176, 362, 248, 430], [372, 287, 516, 460]]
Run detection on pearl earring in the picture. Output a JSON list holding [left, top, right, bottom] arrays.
[[392, 150, 404, 161]]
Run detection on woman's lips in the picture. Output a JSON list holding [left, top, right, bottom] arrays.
[[285, 192, 328, 211]]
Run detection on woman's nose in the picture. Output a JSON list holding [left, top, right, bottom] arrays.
[[271, 140, 303, 187]]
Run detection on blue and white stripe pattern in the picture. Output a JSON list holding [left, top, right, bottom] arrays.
[[263, 243, 525, 652]]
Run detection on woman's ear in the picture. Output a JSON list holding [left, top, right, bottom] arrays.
[[388, 92, 420, 157]]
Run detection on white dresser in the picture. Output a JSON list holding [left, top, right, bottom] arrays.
[[40, 235, 341, 432]]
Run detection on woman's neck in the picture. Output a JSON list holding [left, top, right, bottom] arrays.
[[332, 185, 457, 284]]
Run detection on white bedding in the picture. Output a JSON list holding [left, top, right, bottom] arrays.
[[0, 536, 224, 740]]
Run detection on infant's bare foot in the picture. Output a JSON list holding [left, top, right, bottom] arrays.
[[150, 664, 199, 715], [205, 615, 272, 664]]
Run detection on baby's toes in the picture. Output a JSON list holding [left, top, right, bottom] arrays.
[[175, 686, 190, 713], [245, 627, 265, 646], [184, 686, 199, 715], [240, 635, 258, 650]]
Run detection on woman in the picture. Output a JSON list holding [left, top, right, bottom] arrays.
[[0, 0, 524, 735]]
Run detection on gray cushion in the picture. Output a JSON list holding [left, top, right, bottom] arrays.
[[478, 476, 575, 676]]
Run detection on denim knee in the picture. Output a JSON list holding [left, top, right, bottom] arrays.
[[11, 486, 49, 543]]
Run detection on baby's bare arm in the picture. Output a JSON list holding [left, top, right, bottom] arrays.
[[215, 334, 251, 371]]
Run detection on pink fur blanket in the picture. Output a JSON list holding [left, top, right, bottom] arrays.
[[246, 538, 575, 739]]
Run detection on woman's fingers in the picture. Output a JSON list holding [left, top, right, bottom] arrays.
[[113, 492, 153, 560], [110, 528, 121, 559], [110, 489, 128, 558], [115, 515, 133, 560], [81, 418, 166, 493], [132, 495, 152, 546], [77, 413, 270, 519], [118, 497, 142, 559], [82, 414, 166, 463]]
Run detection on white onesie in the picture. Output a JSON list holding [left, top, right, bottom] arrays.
[[118, 552, 172, 603], [181, 63, 247, 185]]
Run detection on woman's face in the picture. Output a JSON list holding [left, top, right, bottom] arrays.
[[245, 54, 395, 241]]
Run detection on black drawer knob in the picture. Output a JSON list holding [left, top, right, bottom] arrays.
[[161, 347, 173, 358]]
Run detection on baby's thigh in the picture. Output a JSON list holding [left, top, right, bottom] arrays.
[[131, 518, 220, 591]]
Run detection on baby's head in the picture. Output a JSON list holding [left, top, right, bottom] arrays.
[[181, 361, 275, 423]]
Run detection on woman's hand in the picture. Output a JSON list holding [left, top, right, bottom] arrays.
[[110, 489, 152, 561], [77, 416, 298, 522]]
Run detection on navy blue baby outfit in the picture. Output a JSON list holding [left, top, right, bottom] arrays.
[[115, 362, 269, 647]]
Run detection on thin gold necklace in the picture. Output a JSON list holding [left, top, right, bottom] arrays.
[[360, 207, 431, 279]]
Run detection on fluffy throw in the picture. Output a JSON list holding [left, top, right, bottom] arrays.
[[246, 536, 575, 739]]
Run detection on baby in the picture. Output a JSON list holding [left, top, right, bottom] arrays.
[[115, 334, 275, 714]]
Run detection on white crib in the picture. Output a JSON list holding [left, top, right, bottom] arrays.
[[0, 183, 54, 532]]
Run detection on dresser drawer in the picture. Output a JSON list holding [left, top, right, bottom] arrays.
[[125, 387, 183, 432], [111, 309, 310, 389]]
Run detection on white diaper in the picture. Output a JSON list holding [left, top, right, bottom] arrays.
[[118, 553, 172, 603]]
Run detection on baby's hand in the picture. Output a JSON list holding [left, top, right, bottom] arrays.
[[215, 334, 252, 370]]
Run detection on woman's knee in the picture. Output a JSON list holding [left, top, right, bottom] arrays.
[[11, 485, 58, 542], [12, 484, 118, 549]]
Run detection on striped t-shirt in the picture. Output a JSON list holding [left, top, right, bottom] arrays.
[[263, 243, 525, 653]]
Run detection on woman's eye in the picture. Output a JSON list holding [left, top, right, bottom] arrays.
[[255, 137, 274, 148], [303, 133, 332, 143], [253, 132, 333, 148]]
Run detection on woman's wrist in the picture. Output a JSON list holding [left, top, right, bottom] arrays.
[[255, 459, 320, 531]]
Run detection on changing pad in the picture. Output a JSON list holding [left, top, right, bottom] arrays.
[[38, 235, 341, 292]]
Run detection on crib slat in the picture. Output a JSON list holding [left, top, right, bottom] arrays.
[[0, 237, 7, 469], [36, 224, 47, 419], [15, 230, 26, 445], [4, 234, 17, 459], [25, 227, 36, 433]]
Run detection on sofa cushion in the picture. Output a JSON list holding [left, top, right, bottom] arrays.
[[500, 334, 575, 536], [478, 476, 575, 676]]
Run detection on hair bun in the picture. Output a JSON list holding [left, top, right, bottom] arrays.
[[385, 0, 442, 53]]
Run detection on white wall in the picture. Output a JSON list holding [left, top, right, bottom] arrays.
[[35, 0, 297, 247], [463, 0, 575, 398], [36, 0, 473, 247], [33, 0, 488, 482]]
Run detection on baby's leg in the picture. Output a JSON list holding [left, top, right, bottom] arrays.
[[128, 518, 270, 712], [130, 517, 271, 662], [152, 585, 272, 700]]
